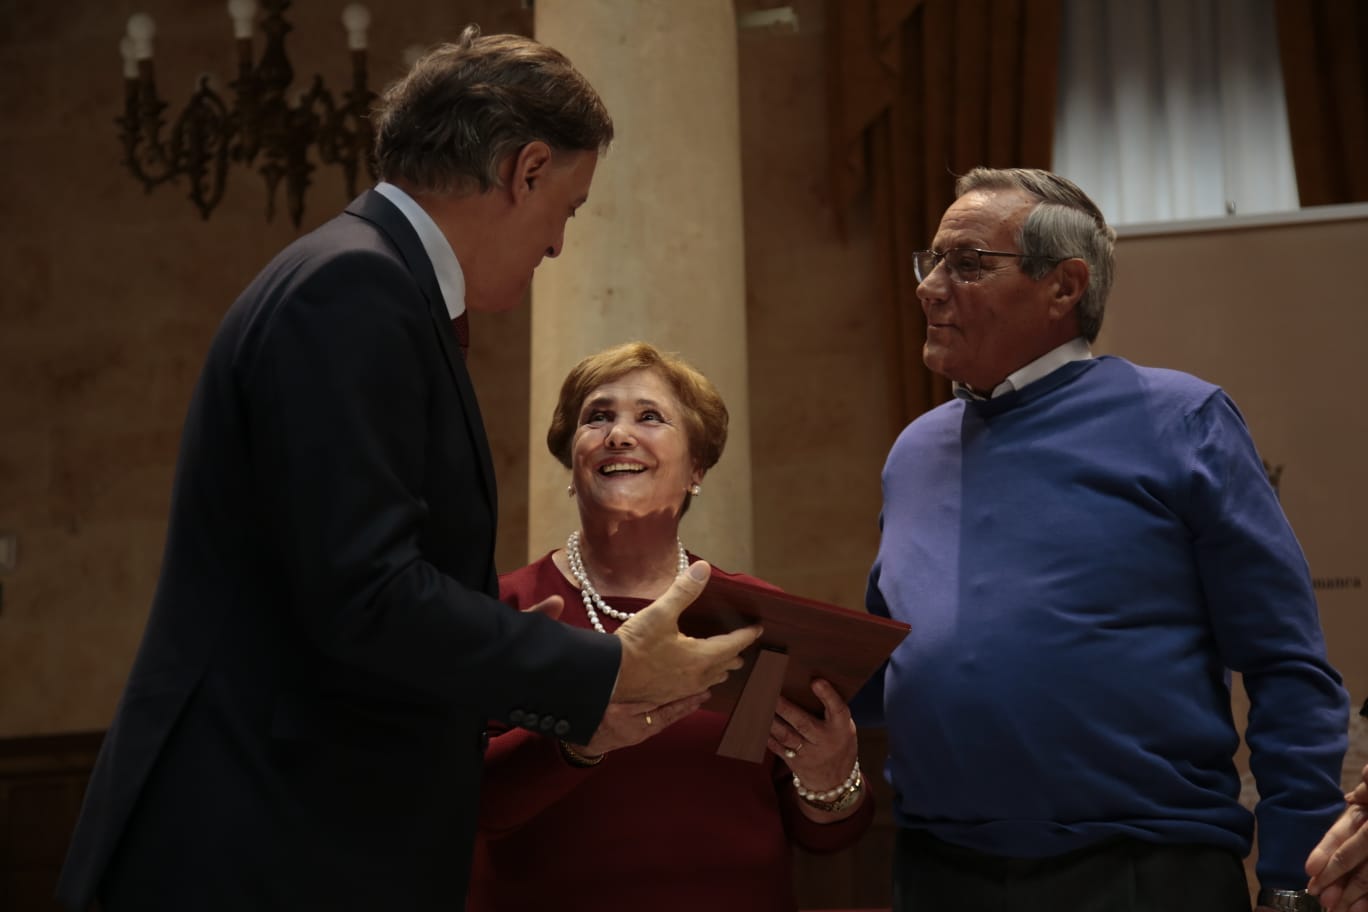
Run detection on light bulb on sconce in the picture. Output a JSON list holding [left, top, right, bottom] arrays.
[[227, 0, 257, 39], [342, 4, 371, 51]]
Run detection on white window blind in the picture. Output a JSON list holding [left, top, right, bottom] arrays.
[[1053, 0, 1299, 225]]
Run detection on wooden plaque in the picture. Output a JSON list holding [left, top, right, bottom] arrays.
[[679, 574, 910, 719], [714, 648, 790, 762]]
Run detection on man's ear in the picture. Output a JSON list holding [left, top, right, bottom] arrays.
[[508, 140, 554, 204], [1049, 258, 1090, 320]]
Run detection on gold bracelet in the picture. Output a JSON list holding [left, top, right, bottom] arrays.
[[557, 739, 605, 768]]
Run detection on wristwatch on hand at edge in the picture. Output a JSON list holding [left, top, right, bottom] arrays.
[[1257, 888, 1324, 911]]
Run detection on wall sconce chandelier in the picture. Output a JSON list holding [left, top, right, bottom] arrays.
[[119, 0, 379, 227]]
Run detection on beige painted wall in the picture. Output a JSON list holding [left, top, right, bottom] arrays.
[[0, 0, 893, 737]]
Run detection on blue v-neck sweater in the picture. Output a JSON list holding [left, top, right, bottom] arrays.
[[862, 355, 1346, 889]]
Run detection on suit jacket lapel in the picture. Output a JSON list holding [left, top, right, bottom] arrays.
[[344, 190, 499, 518]]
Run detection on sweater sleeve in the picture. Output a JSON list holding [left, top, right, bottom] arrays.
[[852, 545, 890, 728], [1184, 390, 1348, 889]]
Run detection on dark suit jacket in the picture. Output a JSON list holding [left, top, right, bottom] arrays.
[[56, 191, 621, 911]]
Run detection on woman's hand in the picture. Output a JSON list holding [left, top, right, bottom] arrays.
[[572, 691, 709, 758], [768, 679, 861, 818]]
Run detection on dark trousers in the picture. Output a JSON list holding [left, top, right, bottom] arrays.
[[893, 828, 1251, 912]]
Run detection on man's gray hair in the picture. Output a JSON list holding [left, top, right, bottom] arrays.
[[955, 168, 1116, 342]]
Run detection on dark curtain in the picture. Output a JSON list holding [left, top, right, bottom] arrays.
[[1275, 0, 1368, 207], [827, 0, 1060, 426]]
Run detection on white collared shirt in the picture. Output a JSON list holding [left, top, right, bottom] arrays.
[[953, 337, 1094, 401], [374, 182, 466, 321]]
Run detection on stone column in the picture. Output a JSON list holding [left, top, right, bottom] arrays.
[[528, 0, 753, 571]]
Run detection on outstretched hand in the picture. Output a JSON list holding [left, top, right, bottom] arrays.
[[1308, 765, 1368, 912], [574, 692, 710, 757], [611, 561, 762, 706]]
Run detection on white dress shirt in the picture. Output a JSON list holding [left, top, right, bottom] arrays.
[[953, 337, 1094, 401], [374, 182, 467, 320]]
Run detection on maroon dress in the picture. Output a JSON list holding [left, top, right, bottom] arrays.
[[467, 552, 874, 911]]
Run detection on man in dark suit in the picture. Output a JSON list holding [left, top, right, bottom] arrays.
[[57, 27, 759, 912]]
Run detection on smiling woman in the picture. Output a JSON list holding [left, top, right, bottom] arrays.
[[547, 342, 724, 525], [467, 341, 873, 912]]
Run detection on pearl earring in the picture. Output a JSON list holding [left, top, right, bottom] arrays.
[[567, 484, 575, 497], [689, 483, 701, 496]]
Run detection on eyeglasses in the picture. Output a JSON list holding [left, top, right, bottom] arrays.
[[913, 247, 1063, 284]]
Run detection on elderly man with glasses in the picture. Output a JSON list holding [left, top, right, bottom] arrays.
[[856, 167, 1348, 912]]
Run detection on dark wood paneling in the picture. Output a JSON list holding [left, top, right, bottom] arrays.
[[0, 732, 103, 912]]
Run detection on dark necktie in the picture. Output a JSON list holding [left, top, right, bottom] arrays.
[[452, 311, 470, 359]]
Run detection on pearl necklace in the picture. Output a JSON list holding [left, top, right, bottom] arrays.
[[566, 530, 688, 634]]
